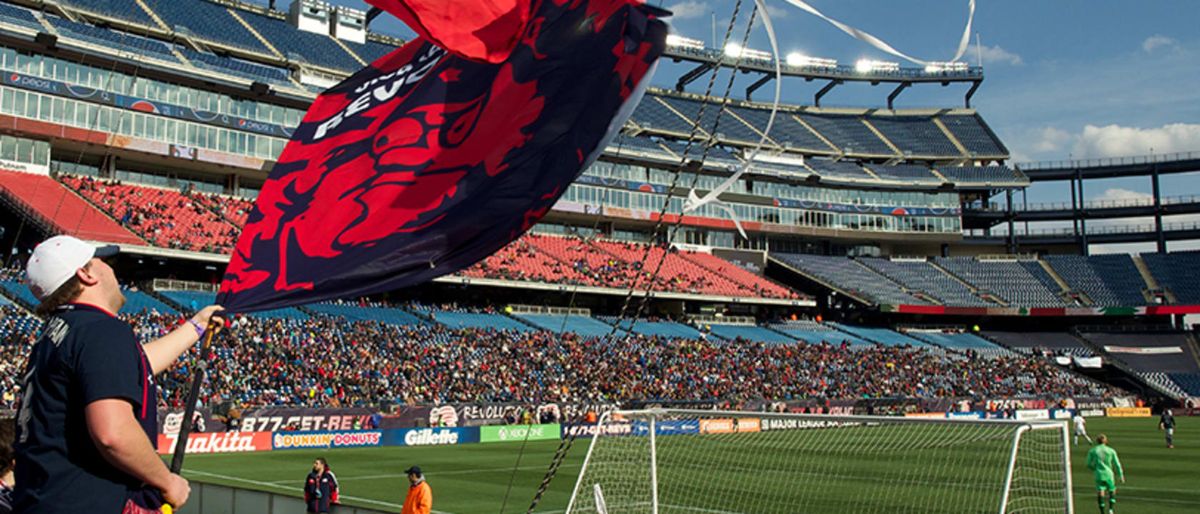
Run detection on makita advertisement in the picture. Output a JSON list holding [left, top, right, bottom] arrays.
[[272, 430, 385, 450], [156, 431, 272, 455]]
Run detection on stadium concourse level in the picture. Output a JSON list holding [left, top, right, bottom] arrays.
[[0, 298, 1119, 411], [774, 252, 1200, 308]]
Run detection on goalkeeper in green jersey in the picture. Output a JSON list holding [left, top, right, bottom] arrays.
[[1086, 434, 1125, 514]]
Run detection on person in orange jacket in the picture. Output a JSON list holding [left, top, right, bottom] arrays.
[[401, 466, 432, 514]]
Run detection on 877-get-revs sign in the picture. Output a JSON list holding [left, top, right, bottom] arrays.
[[238, 407, 375, 432]]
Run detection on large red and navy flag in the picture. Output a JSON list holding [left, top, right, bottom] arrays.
[[217, 0, 667, 312]]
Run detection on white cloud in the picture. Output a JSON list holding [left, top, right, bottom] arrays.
[[667, 1, 709, 20], [1094, 188, 1151, 202], [1072, 123, 1200, 159], [1142, 35, 1177, 53], [1031, 127, 1072, 153], [969, 43, 1023, 66]]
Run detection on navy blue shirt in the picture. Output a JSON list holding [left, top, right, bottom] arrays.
[[304, 470, 338, 513], [13, 303, 161, 513]]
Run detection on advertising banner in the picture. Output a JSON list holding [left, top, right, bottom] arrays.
[[947, 412, 984, 420], [156, 431, 272, 455], [698, 418, 761, 434], [271, 430, 385, 450], [760, 418, 852, 431], [631, 420, 700, 436], [562, 423, 632, 438], [1079, 409, 1106, 417], [1015, 409, 1050, 421], [386, 427, 480, 447], [157, 407, 225, 435], [903, 412, 946, 419], [238, 407, 376, 432], [1105, 407, 1152, 418], [480, 424, 560, 443], [1050, 409, 1074, 420]]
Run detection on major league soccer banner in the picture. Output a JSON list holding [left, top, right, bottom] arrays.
[[217, 0, 667, 312]]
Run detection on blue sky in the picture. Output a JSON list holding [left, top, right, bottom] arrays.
[[255, 0, 1200, 220]]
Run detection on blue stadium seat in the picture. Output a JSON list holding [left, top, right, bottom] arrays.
[[515, 313, 623, 338], [860, 258, 989, 306], [147, 0, 269, 54], [351, 39, 399, 63], [0, 279, 39, 308], [159, 290, 308, 319], [1045, 255, 1147, 306], [178, 47, 292, 84], [907, 331, 1011, 357], [826, 323, 929, 347], [46, 16, 179, 63], [774, 254, 925, 306], [631, 97, 695, 134], [0, 2, 45, 31], [604, 318, 702, 339], [120, 288, 178, 315], [936, 257, 1065, 306], [306, 303, 425, 326], [237, 11, 361, 72], [936, 166, 1022, 184], [59, 0, 156, 27], [939, 114, 1007, 155], [424, 310, 532, 332], [805, 158, 874, 180], [868, 117, 960, 157], [1141, 252, 1200, 304], [656, 95, 763, 143], [797, 114, 893, 156], [866, 164, 940, 183], [706, 324, 794, 344], [730, 106, 832, 152], [769, 320, 871, 347]]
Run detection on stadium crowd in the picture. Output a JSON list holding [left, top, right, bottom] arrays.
[[0, 304, 1117, 411]]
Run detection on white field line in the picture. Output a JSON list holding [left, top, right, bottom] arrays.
[[182, 468, 454, 514]]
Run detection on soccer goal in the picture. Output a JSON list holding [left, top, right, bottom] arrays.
[[565, 409, 1072, 514]]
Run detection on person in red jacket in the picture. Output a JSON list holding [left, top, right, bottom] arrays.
[[304, 458, 339, 513]]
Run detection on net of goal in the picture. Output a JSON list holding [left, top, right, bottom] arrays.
[[566, 409, 1072, 514]]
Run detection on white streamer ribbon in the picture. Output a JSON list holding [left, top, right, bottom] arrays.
[[780, 0, 976, 65], [682, 0, 781, 239], [681, 0, 975, 239]]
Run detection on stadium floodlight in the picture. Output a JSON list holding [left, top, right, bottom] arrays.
[[665, 34, 706, 50], [724, 43, 772, 61], [785, 53, 838, 68], [567, 409, 1074, 514], [855, 59, 901, 73], [924, 61, 969, 73]]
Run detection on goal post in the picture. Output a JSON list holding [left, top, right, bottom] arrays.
[[566, 409, 1072, 514]]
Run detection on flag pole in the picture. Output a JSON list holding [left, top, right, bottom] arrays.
[[169, 318, 224, 474]]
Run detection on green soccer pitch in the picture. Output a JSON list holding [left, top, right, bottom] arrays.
[[177, 417, 1198, 513]]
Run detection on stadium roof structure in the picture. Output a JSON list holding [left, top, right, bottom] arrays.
[[659, 35, 985, 109]]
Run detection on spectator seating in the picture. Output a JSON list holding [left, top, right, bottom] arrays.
[[795, 114, 893, 155], [147, 0, 270, 53], [515, 313, 623, 338], [905, 331, 1012, 358], [121, 288, 178, 315], [237, 10, 362, 72], [656, 96, 763, 144], [178, 47, 292, 85], [1141, 372, 1188, 398], [1045, 254, 1148, 306], [827, 323, 929, 347], [936, 257, 1065, 306], [983, 331, 1095, 357], [1168, 373, 1200, 396], [867, 117, 960, 157], [59, 0, 157, 27], [61, 175, 241, 253], [769, 320, 870, 347], [306, 302, 426, 326], [1079, 331, 1199, 374], [0, 278, 39, 308], [706, 324, 795, 344], [0, 2, 47, 31], [729, 107, 832, 152], [774, 254, 926, 306], [859, 258, 989, 306], [1141, 252, 1200, 304], [935, 166, 1021, 184], [158, 289, 307, 319], [805, 158, 875, 180], [866, 164, 941, 183], [940, 114, 1007, 156], [680, 252, 796, 299], [460, 235, 588, 285], [604, 318, 702, 339], [0, 170, 144, 245], [631, 96, 698, 134]]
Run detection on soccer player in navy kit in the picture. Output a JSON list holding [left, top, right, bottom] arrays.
[[13, 236, 223, 513]]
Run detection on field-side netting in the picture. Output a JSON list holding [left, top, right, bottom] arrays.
[[566, 409, 1071, 514]]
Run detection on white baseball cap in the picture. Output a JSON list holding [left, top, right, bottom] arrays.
[[26, 235, 119, 301]]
